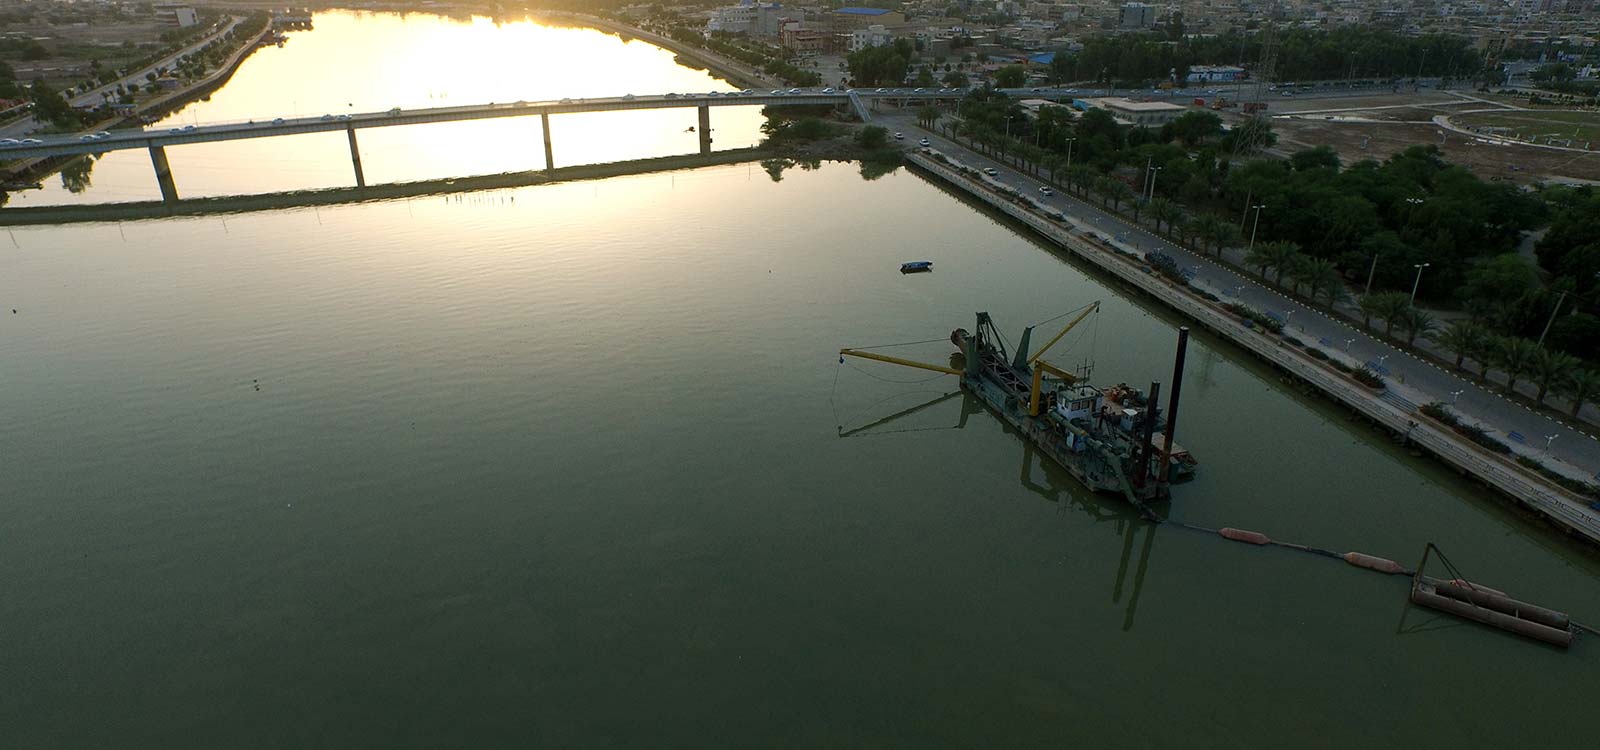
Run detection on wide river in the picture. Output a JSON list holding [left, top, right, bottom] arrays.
[[4, 11, 1598, 748]]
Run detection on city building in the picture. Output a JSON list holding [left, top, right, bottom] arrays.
[[849, 24, 895, 52], [707, 1, 799, 37], [154, 3, 199, 28], [1078, 97, 1186, 126], [1119, 2, 1156, 29]]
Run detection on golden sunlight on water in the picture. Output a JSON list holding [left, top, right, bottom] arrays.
[[13, 11, 767, 205]]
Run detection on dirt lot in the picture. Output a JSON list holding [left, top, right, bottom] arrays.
[[1268, 116, 1600, 184]]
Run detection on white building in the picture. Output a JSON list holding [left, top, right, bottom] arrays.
[[707, 1, 798, 37], [849, 24, 895, 52]]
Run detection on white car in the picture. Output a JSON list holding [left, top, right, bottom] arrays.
[[894, 132, 904, 140], [272, 117, 285, 124], [983, 167, 998, 176], [0, 138, 19, 145], [1038, 186, 1053, 196], [788, 88, 801, 94], [918, 138, 930, 146], [822, 87, 835, 94], [770, 89, 784, 95], [707, 91, 721, 97]]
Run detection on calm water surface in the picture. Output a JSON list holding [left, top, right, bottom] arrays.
[[3, 11, 1598, 750]]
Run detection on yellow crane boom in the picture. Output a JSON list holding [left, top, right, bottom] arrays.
[[1027, 301, 1100, 365], [838, 348, 962, 376]]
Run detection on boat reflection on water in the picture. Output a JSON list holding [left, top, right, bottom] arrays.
[[839, 389, 1159, 631]]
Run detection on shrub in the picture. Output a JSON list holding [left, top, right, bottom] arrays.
[[1305, 347, 1329, 360], [1351, 365, 1384, 389]]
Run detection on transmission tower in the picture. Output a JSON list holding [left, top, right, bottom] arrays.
[[1233, 8, 1280, 158]]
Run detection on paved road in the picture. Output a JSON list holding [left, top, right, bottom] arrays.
[[877, 108, 1600, 481], [0, 17, 242, 140]]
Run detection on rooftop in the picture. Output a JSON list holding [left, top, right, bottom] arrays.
[[836, 7, 892, 15]]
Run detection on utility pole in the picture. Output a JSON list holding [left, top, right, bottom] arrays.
[[1248, 204, 1265, 252], [1535, 290, 1568, 348], [1364, 252, 1379, 295], [1409, 263, 1430, 306]]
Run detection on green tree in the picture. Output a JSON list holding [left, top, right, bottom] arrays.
[[942, 70, 967, 88], [1260, 241, 1301, 286], [857, 125, 889, 149], [1366, 292, 1412, 338], [1397, 307, 1435, 347], [1430, 321, 1489, 371], [1299, 257, 1344, 307], [994, 65, 1026, 88], [1559, 369, 1600, 419], [1165, 110, 1222, 147], [1289, 146, 1341, 171], [1492, 336, 1539, 395], [1531, 349, 1580, 406], [1460, 254, 1537, 308]]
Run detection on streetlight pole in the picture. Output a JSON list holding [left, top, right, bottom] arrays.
[[1248, 204, 1265, 252], [1064, 137, 1075, 171], [1408, 262, 1431, 306], [1535, 290, 1568, 348], [1147, 166, 1162, 200], [1364, 252, 1380, 295]]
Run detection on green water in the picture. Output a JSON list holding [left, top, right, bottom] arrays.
[[4, 10, 1598, 748], [4, 162, 1597, 747]]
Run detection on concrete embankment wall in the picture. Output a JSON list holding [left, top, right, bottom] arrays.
[[905, 151, 1600, 547]]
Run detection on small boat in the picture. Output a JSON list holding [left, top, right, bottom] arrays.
[[900, 261, 933, 273]]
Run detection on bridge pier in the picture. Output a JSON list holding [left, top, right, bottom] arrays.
[[541, 112, 554, 171], [697, 105, 711, 155], [346, 127, 366, 187], [147, 145, 178, 205]]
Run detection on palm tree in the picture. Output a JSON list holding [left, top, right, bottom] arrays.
[[1492, 336, 1539, 395], [1067, 165, 1095, 198], [1100, 178, 1133, 212], [1149, 197, 1179, 236], [1367, 292, 1411, 338], [1213, 223, 1244, 258], [1530, 349, 1580, 406], [1262, 241, 1300, 286], [1397, 307, 1435, 347], [1244, 242, 1275, 279], [1299, 258, 1343, 307], [1042, 153, 1064, 185], [917, 106, 941, 129], [1559, 368, 1600, 419], [1190, 214, 1226, 257], [1429, 321, 1488, 371]]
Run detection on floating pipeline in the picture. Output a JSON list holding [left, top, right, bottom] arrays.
[[1151, 518, 1591, 649]]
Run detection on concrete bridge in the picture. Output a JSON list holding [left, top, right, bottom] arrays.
[[0, 89, 970, 204]]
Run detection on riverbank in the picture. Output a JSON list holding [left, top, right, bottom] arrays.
[[0, 147, 778, 224], [531, 11, 778, 90], [904, 150, 1600, 549]]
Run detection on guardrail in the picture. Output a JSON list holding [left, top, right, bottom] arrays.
[[907, 151, 1600, 545]]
